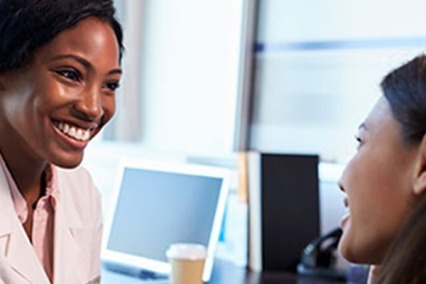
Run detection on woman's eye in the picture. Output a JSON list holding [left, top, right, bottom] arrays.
[[57, 69, 81, 81], [354, 135, 363, 148], [105, 81, 120, 91]]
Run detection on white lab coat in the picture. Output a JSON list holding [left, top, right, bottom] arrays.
[[0, 165, 103, 284]]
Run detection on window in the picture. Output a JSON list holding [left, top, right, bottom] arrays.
[[249, 0, 426, 161]]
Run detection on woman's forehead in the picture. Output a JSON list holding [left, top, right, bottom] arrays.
[[34, 18, 121, 70]]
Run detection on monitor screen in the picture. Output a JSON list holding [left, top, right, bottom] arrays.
[[102, 159, 231, 282]]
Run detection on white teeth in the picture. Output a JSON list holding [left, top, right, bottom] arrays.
[[69, 127, 76, 137], [56, 121, 91, 141]]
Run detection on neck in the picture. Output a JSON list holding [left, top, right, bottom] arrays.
[[0, 139, 47, 205]]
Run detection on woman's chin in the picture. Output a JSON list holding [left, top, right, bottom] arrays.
[[338, 236, 355, 263], [338, 232, 384, 265], [338, 224, 363, 263], [51, 153, 84, 169]]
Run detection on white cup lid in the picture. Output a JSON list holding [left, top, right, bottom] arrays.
[[166, 243, 207, 260]]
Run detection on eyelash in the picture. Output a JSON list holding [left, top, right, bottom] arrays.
[[354, 135, 364, 148], [105, 81, 120, 91], [57, 69, 82, 82], [56, 68, 120, 93]]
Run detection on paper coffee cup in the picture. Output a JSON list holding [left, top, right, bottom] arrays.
[[166, 243, 207, 284]]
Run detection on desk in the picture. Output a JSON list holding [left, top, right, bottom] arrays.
[[101, 260, 346, 284]]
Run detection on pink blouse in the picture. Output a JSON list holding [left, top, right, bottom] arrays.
[[0, 156, 56, 282]]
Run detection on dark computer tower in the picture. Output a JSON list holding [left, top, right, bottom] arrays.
[[248, 153, 320, 272]]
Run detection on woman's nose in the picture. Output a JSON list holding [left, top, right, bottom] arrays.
[[73, 87, 104, 121], [338, 178, 345, 193], [337, 166, 348, 193]]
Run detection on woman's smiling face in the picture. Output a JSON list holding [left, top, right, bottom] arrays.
[[0, 17, 122, 168], [338, 96, 419, 264]]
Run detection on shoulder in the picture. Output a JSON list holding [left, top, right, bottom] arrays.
[[55, 166, 95, 187], [52, 166, 103, 280], [54, 165, 98, 194], [53, 165, 102, 216]]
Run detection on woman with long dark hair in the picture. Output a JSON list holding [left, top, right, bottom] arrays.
[[338, 54, 426, 283]]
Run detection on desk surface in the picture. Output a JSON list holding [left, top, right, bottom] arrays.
[[101, 260, 346, 284]]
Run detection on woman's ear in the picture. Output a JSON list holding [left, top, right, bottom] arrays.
[[413, 134, 426, 195]]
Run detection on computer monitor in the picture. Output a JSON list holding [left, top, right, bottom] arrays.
[[102, 158, 231, 282]]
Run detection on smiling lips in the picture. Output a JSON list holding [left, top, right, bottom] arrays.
[[341, 197, 350, 228], [53, 121, 94, 142]]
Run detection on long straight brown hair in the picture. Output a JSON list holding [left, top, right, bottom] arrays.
[[375, 194, 426, 283]]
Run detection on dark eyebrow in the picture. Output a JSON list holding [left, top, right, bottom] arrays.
[[358, 123, 367, 131], [50, 54, 122, 76], [108, 68, 123, 76]]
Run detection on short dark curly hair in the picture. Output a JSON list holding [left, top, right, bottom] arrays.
[[0, 0, 124, 73]]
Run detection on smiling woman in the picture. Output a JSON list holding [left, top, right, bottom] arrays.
[[337, 54, 426, 283], [0, 1, 123, 284], [2, 18, 122, 168]]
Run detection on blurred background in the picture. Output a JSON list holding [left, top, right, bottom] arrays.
[[83, 0, 426, 271]]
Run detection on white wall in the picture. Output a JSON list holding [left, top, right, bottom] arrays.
[[115, 0, 247, 156]]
